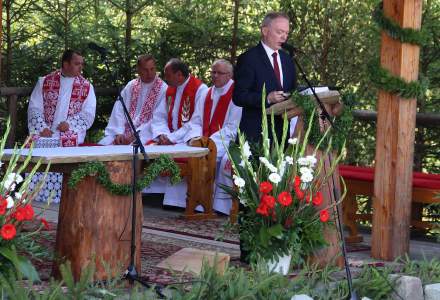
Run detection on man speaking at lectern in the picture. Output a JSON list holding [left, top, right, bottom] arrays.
[[233, 11, 297, 143]]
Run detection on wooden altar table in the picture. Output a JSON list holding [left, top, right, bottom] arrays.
[[3, 145, 209, 281]]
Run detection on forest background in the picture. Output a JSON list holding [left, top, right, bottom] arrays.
[[0, 0, 438, 174]]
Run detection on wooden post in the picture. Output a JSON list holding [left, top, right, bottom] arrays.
[[371, 0, 423, 260]]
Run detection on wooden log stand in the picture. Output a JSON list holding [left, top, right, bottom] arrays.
[[52, 160, 143, 281]]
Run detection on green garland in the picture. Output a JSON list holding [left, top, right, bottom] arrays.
[[291, 91, 353, 151], [373, 2, 428, 46], [369, 2, 428, 100], [67, 154, 181, 196], [368, 61, 428, 100]]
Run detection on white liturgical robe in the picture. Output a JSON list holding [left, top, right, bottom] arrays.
[[99, 77, 167, 145], [28, 75, 96, 144], [27, 73, 96, 203]]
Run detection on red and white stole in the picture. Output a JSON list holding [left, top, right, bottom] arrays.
[[42, 70, 90, 128], [166, 75, 202, 132], [124, 76, 163, 136], [202, 83, 234, 137]]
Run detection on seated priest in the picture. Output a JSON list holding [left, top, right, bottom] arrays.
[[27, 49, 96, 203], [99, 54, 167, 145], [144, 58, 208, 207], [183, 59, 242, 214]]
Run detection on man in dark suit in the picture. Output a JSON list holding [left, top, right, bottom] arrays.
[[233, 12, 297, 144], [233, 11, 297, 264]]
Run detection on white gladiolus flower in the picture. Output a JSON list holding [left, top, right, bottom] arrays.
[[239, 160, 245, 167], [288, 138, 298, 145], [233, 175, 246, 188], [242, 142, 252, 159], [6, 196, 14, 209], [15, 192, 23, 200], [305, 155, 317, 167], [7, 173, 23, 184], [268, 173, 281, 184], [301, 172, 314, 183], [285, 156, 294, 165], [279, 161, 287, 177], [3, 179, 16, 191], [0, 161, 3, 169], [297, 157, 308, 166], [299, 166, 313, 175]]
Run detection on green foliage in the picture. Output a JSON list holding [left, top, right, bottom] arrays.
[[372, 2, 429, 46], [399, 254, 440, 285], [68, 154, 181, 196], [368, 61, 429, 100], [291, 91, 354, 151]]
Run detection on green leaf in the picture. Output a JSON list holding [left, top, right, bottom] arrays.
[[267, 224, 284, 239]]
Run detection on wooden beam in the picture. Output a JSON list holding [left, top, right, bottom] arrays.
[[353, 110, 440, 127], [371, 0, 423, 260]]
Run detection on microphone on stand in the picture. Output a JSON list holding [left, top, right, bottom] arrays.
[[281, 42, 304, 56], [88, 42, 108, 57]]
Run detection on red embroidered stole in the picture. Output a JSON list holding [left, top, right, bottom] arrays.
[[42, 70, 90, 127], [202, 83, 234, 137], [125, 76, 163, 136], [166, 75, 202, 132]]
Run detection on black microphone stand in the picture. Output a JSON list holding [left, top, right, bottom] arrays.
[[286, 48, 358, 300], [93, 50, 165, 298]]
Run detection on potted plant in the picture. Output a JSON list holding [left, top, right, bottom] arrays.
[[223, 90, 345, 273]]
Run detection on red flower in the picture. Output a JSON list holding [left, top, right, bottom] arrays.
[[1, 224, 17, 240], [294, 176, 301, 189], [261, 195, 276, 209], [294, 186, 304, 200], [277, 191, 292, 206], [256, 203, 270, 216], [0, 196, 7, 209], [41, 218, 50, 230], [320, 209, 330, 222], [14, 208, 26, 221], [0, 206, 6, 215], [259, 181, 273, 194], [312, 192, 323, 206], [23, 204, 34, 220]]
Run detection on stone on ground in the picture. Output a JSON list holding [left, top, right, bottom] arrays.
[[388, 274, 423, 300], [424, 283, 440, 300]]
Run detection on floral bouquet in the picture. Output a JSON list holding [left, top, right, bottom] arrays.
[[0, 121, 51, 281], [223, 89, 346, 265]]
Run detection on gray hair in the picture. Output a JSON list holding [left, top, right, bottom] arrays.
[[212, 59, 233, 75], [261, 11, 289, 28]]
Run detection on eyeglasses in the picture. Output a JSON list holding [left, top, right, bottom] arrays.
[[210, 70, 230, 75]]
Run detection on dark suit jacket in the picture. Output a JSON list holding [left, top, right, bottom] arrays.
[[233, 42, 297, 144]]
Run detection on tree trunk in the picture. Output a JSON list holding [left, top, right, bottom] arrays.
[[230, 0, 239, 65], [5, 0, 12, 85], [124, 0, 133, 82]]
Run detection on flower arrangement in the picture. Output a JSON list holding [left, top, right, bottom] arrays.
[[0, 121, 51, 281], [223, 89, 345, 265]]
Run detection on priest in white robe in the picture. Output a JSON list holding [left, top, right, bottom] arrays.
[[99, 55, 167, 145], [144, 58, 208, 207], [183, 59, 241, 214], [27, 49, 96, 203]]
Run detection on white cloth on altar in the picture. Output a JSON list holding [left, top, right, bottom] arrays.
[[27, 74, 96, 203], [27, 75, 96, 144], [99, 78, 167, 145], [150, 76, 208, 144]]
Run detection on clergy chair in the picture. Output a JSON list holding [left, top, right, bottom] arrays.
[[177, 136, 217, 220]]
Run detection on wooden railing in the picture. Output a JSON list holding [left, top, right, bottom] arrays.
[[1, 86, 440, 147]]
